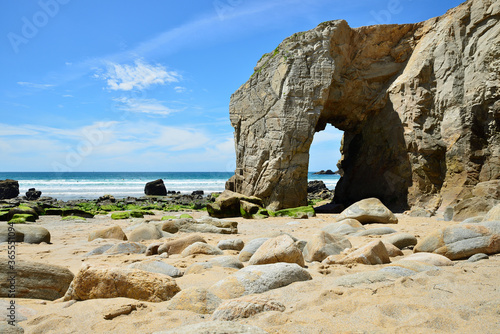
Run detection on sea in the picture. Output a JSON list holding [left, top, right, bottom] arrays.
[[0, 172, 340, 201]]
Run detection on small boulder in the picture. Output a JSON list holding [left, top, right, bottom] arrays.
[[303, 231, 351, 262], [104, 242, 146, 255], [212, 294, 285, 321], [206, 190, 263, 218], [127, 260, 182, 278], [181, 242, 223, 257], [248, 234, 305, 267], [111, 212, 130, 220], [65, 264, 180, 302], [0, 259, 73, 300], [0, 223, 50, 244], [238, 238, 269, 262], [382, 232, 418, 249], [88, 225, 127, 242], [322, 219, 365, 235], [414, 222, 500, 260], [217, 238, 244, 251], [326, 240, 390, 265], [403, 252, 453, 266], [484, 203, 500, 222], [0, 180, 19, 200], [128, 223, 162, 242], [185, 256, 244, 274], [158, 234, 206, 255], [468, 253, 489, 262], [383, 242, 404, 257], [161, 217, 238, 234], [167, 287, 221, 314], [353, 227, 398, 236], [144, 179, 167, 196], [210, 263, 312, 299], [336, 197, 398, 224], [271, 206, 315, 219]]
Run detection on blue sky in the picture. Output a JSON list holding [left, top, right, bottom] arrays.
[[0, 0, 463, 172]]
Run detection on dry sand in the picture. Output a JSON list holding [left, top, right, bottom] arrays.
[[2, 211, 500, 333]]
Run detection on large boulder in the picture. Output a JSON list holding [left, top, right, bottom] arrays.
[[336, 198, 398, 224], [484, 203, 500, 222], [65, 264, 180, 302], [321, 219, 365, 236], [181, 242, 223, 257], [248, 234, 305, 267], [414, 222, 500, 260], [144, 179, 167, 196], [238, 238, 269, 262], [0, 259, 73, 300], [325, 240, 390, 265], [128, 223, 162, 242], [382, 232, 418, 250], [226, 0, 500, 213], [303, 231, 351, 262], [0, 180, 19, 200], [166, 287, 222, 314], [127, 260, 182, 278], [209, 263, 312, 299]]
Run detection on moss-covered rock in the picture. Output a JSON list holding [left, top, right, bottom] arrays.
[[11, 213, 36, 222], [8, 206, 39, 220], [45, 208, 63, 216], [130, 210, 145, 218], [269, 206, 315, 219], [179, 213, 193, 219], [111, 212, 131, 220], [99, 204, 123, 212], [9, 217, 27, 224], [62, 216, 87, 221], [62, 209, 94, 219], [161, 215, 178, 221]]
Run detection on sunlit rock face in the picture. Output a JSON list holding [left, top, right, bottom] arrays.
[[227, 0, 500, 212]]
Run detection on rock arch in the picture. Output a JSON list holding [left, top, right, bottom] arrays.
[[226, 0, 499, 212]]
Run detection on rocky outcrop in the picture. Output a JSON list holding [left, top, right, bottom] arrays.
[[226, 0, 500, 213], [144, 179, 167, 196], [0, 180, 19, 200]]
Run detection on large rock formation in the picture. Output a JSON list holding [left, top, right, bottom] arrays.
[[226, 0, 499, 212]]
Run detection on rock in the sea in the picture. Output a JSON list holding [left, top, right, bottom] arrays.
[[321, 219, 365, 235], [158, 234, 206, 255], [144, 179, 167, 196], [25, 188, 42, 201], [336, 198, 398, 224], [217, 238, 244, 251], [0, 259, 73, 300], [248, 234, 305, 267], [0, 223, 50, 244], [226, 1, 500, 214], [326, 240, 390, 265], [414, 222, 500, 260], [210, 263, 312, 299], [167, 287, 221, 314], [303, 231, 351, 262], [0, 180, 19, 200], [152, 321, 268, 334], [66, 264, 180, 302], [238, 238, 269, 262], [181, 242, 223, 257], [128, 223, 162, 242], [403, 252, 453, 266], [382, 232, 418, 250], [127, 260, 182, 278], [212, 294, 286, 321], [88, 225, 127, 242], [104, 242, 146, 255]]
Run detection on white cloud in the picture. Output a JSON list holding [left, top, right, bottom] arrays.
[[17, 81, 54, 89], [99, 59, 181, 91], [113, 97, 181, 116], [62, 94, 73, 98], [174, 86, 187, 93]]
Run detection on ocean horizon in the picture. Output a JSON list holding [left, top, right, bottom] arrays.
[[0, 172, 340, 201]]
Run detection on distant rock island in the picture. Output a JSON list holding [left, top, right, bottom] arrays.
[[313, 170, 338, 175], [226, 0, 499, 217]]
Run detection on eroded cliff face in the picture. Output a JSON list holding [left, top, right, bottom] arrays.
[[227, 0, 499, 212]]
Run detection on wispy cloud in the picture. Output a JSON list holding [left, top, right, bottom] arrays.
[[17, 81, 55, 89], [174, 86, 187, 93], [113, 97, 181, 116], [97, 59, 181, 91]]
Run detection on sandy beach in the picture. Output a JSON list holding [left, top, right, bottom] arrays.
[[3, 209, 499, 334]]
